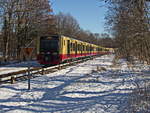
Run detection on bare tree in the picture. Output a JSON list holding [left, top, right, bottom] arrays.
[[54, 12, 80, 38]]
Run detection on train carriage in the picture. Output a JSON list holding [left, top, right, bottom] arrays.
[[37, 35, 110, 65]]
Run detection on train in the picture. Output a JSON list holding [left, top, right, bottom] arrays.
[[37, 35, 111, 66]]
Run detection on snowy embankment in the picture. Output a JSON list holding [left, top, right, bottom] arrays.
[[0, 54, 150, 113]]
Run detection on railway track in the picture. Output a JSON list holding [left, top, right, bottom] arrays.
[[0, 56, 95, 84]]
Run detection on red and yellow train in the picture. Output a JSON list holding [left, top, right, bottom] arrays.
[[37, 35, 110, 65]]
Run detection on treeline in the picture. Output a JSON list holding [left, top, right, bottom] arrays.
[[0, 0, 114, 62], [104, 0, 150, 64], [0, 0, 54, 61], [54, 12, 115, 48]]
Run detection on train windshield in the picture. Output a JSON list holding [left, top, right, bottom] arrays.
[[40, 39, 59, 52]]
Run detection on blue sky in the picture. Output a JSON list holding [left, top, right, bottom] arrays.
[[51, 0, 107, 34]]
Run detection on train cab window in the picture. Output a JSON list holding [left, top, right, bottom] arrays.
[[40, 39, 59, 52]]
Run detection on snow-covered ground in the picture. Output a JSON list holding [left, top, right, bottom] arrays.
[[0, 54, 150, 113]]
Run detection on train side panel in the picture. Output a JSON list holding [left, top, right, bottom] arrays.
[[60, 36, 86, 62]]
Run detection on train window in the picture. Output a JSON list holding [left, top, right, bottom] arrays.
[[80, 44, 81, 51], [62, 40, 63, 46], [70, 43, 73, 51], [64, 40, 65, 46], [70, 43, 72, 51], [100, 48, 102, 51], [82, 45, 84, 51], [83, 45, 84, 51], [73, 43, 75, 51], [72, 43, 73, 50], [80, 45, 81, 51]]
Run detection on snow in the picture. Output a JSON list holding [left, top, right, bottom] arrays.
[[0, 54, 150, 113]]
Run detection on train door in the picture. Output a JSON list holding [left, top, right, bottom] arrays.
[[67, 40, 70, 57]]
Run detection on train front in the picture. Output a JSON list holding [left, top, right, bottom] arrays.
[[37, 36, 60, 66]]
